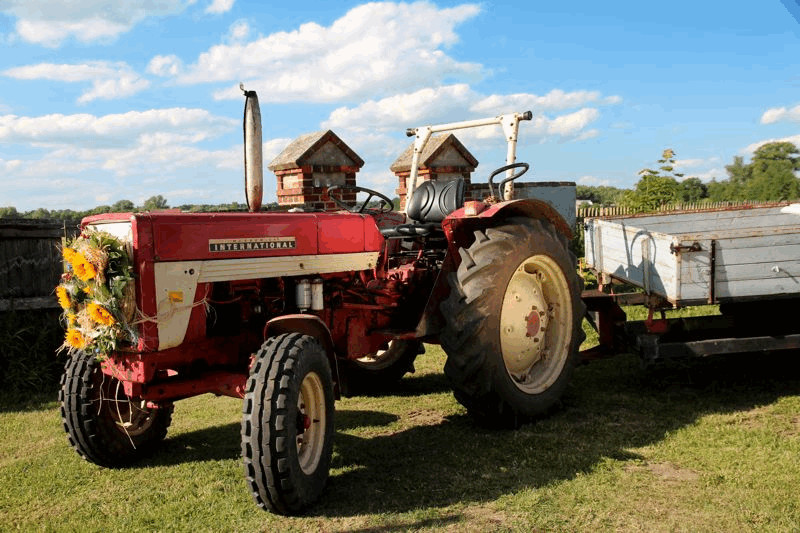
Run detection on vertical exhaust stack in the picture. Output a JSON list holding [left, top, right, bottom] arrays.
[[241, 84, 263, 212]]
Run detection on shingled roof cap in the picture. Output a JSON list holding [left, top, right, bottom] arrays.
[[268, 130, 365, 171]]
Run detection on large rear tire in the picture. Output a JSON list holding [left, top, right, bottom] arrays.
[[241, 333, 335, 515], [59, 351, 173, 467], [441, 217, 585, 427]]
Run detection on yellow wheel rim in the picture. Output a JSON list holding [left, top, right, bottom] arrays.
[[297, 371, 326, 475]]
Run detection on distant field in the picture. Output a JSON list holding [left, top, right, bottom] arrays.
[[2, 310, 799, 532]]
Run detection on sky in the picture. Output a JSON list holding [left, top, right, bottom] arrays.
[[1, 0, 799, 211]]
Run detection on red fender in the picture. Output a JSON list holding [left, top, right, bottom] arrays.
[[442, 198, 573, 245], [415, 199, 573, 339]]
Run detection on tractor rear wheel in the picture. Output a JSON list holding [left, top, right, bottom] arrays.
[[60, 351, 173, 467], [441, 217, 585, 427], [241, 333, 335, 515], [344, 339, 423, 393]]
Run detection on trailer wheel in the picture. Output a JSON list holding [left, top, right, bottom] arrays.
[[59, 351, 173, 467], [242, 333, 335, 515], [344, 340, 423, 393], [441, 217, 585, 427]]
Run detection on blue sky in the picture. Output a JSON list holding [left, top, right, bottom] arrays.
[[1, 0, 799, 211]]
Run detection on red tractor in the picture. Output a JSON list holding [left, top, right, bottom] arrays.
[[58, 91, 585, 514]]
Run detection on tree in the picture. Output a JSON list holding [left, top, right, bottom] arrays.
[[706, 178, 732, 202], [621, 148, 682, 212], [679, 177, 707, 202], [576, 185, 626, 205], [705, 142, 800, 202], [0, 206, 19, 218], [26, 208, 52, 219], [723, 155, 752, 200], [111, 199, 135, 212], [744, 142, 800, 201], [142, 195, 169, 211]]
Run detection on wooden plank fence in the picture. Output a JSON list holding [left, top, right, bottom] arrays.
[[0, 219, 80, 311]]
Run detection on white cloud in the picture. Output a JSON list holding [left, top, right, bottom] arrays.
[[545, 108, 600, 137], [228, 20, 250, 42], [742, 134, 800, 155], [3, 61, 149, 103], [263, 138, 294, 162], [673, 156, 721, 170], [147, 55, 183, 77], [471, 89, 622, 114], [0, 0, 191, 47], [0, 108, 236, 148], [760, 104, 800, 124], [674, 158, 709, 168], [173, 2, 482, 103], [206, 0, 235, 14], [323, 84, 476, 132], [687, 168, 725, 182], [0, 108, 299, 210], [323, 85, 607, 144], [578, 175, 611, 186]]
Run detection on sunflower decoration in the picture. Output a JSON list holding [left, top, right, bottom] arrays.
[[57, 229, 137, 359]]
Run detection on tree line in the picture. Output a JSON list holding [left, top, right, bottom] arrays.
[[0, 195, 282, 221], [2, 142, 798, 219], [614, 142, 800, 212]]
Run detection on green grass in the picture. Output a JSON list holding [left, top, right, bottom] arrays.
[[2, 313, 800, 531]]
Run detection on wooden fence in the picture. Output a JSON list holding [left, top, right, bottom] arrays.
[[0, 219, 79, 311], [577, 200, 789, 220]]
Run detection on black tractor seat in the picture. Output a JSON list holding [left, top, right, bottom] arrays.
[[381, 177, 465, 238]]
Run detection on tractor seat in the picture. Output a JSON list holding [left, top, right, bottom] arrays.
[[381, 177, 465, 238]]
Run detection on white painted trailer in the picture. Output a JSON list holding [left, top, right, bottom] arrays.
[[583, 204, 800, 306]]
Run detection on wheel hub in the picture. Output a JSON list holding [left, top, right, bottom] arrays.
[[499, 254, 572, 394]]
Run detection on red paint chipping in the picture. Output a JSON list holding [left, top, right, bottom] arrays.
[[525, 310, 540, 337]]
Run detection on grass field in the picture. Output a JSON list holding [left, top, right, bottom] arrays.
[[2, 311, 800, 532]]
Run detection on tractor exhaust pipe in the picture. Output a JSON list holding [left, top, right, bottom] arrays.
[[241, 84, 263, 212]]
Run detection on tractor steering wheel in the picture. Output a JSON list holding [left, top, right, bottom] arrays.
[[487, 162, 530, 199], [327, 185, 394, 214]]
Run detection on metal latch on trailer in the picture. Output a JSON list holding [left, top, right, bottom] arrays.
[[669, 241, 702, 255]]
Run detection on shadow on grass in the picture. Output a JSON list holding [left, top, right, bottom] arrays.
[[347, 371, 453, 398], [0, 391, 59, 413], [145, 422, 242, 466], [312, 350, 800, 518], [132, 349, 800, 523]]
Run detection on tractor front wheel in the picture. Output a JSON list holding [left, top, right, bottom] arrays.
[[441, 217, 585, 427], [59, 351, 173, 467], [241, 333, 335, 515]]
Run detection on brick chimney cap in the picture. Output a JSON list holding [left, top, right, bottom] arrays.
[[268, 130, 365, 171]]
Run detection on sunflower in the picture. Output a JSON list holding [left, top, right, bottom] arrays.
[[56, 286, 71, 310], [62, 247, 77, 263], [72, 256, 97, 282], [66, 313, 77, 326], [65, 329, 87, 350], [87, 303, 115, 326]]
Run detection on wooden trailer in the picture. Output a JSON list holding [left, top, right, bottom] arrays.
[[581, 204, 800, 361]]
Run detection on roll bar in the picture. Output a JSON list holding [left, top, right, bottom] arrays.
[[403, 111, 532, 213]]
